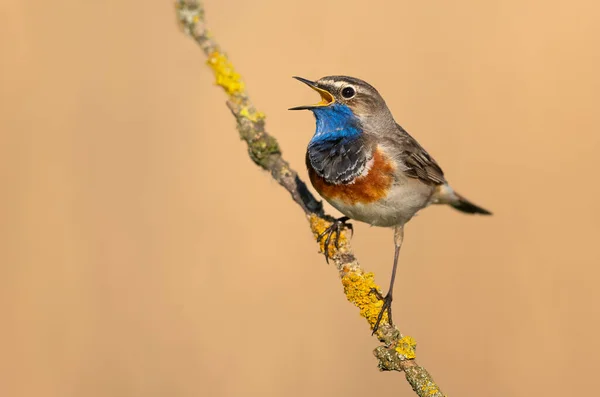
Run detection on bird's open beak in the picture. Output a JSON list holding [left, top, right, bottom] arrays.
[[288, 76, 335, 110]]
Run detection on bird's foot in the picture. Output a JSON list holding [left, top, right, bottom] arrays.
[[370, 288, 393, 335], [317, 216, 353, 263]]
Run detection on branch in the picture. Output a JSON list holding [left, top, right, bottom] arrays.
[[175, 2, 446, 396]]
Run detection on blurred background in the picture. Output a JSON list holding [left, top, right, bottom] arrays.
[[2, 0, 600, 396]]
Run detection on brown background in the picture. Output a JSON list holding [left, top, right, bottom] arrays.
[[2, 0, 600, 396]]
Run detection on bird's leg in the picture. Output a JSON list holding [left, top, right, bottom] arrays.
[[371, 225, 404, 334], [317, 216, 353, 263]]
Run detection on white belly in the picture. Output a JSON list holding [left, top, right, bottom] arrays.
[[327, 177, 435, 227]]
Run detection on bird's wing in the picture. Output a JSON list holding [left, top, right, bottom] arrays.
[[389, 123, 447, 186]]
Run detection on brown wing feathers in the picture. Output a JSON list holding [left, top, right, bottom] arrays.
[[389, 123, 446, 186]]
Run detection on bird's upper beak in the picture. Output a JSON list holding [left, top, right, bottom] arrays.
[[289, 76, 335, 110]]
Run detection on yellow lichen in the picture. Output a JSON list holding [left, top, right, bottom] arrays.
[[395, 335, 417, 359], [420, 382, 442, 396], [309, 215, 396, 338], [341, 270, 388, 332], [206, 51, 245, 96], [240, 107, 266, 122], [308, 214, 348, 256], [309, 215, 389, 333]]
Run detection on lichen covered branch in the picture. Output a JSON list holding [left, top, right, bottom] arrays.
[[175, 1, 445, 396]]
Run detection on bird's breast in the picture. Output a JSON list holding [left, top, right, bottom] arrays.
[[307, 148, 395, 205]]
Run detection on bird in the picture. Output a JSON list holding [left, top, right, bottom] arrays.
[[289, 75, 491, 333]]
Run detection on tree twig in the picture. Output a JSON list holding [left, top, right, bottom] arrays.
[[175, 2, 446, 396]]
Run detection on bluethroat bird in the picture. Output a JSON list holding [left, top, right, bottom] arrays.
[[290, 76, 491, 333]]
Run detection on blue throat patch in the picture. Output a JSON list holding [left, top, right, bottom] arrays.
[[308, 103, 362, 145], [306, 103, 368, 184]]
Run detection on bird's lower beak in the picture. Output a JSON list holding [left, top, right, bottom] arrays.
[[289, 76, 335, 110]]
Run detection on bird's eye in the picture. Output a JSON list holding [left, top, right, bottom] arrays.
[[341, 86, 356, 99]]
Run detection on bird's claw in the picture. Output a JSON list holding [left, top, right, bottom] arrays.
[[317, 216, 353, 263], [370, 288, 393, 335]]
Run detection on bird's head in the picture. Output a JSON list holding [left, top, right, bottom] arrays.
[[289, 75, 393, 126]]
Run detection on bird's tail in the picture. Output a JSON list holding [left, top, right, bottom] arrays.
[[450, 193, 492, 215], [434, 185, 492, 215]]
